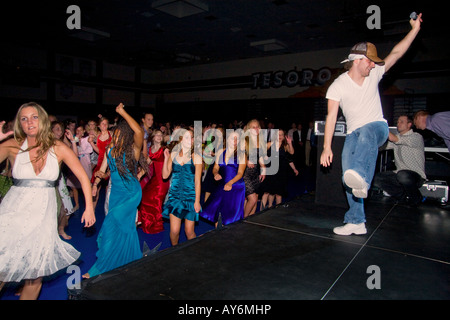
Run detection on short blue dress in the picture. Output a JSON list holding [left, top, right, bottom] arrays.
[[162, 158, 199, 222]]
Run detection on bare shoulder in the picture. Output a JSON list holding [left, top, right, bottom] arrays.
[[0, 138, 21, 156], [54, 139, 69, 150], [0, 138, 20, 148], [0, 138, 21, 166], [53, 140, 73, 159]]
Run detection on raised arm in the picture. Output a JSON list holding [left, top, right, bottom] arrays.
[[285, 135, 295, 155], [0, 138, 19, 168], [65, 129, 78, 155], [88, 133, 99, 154], [384, 13, 422, 72], [0, 121, 13, 142], [115, 103, 144, 160]]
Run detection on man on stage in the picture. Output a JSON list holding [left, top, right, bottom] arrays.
[[320, 13, 423, 236]]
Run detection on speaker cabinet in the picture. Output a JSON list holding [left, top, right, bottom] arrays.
[[315, 135, 348, 208]]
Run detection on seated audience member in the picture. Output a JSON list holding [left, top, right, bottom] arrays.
[[373, 115, 426, 205]]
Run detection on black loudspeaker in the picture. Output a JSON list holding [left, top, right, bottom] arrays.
[[315, 135, 348, 208]]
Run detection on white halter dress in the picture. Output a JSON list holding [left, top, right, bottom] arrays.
[[0, 140, 80, 282]]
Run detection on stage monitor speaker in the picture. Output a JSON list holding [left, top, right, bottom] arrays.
[[315, 135, 348, 208]]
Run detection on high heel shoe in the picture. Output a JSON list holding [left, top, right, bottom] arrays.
[[82, 225, 96, 237]]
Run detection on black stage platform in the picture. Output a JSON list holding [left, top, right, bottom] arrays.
[[71, 194, 450, 300]]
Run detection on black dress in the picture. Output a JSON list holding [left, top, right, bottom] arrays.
[[260, 146, 293, 197]]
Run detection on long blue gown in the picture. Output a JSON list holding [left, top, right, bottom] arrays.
[[88, 149, 142, 278], [200, 150, 245, 225], [162, 158, 199, 222]]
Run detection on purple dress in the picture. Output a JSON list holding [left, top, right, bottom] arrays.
[[200, 150, 245, 225]]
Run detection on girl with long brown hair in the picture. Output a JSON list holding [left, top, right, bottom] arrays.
[[138, 129, 170, 234], [84, 103, 147, 278]]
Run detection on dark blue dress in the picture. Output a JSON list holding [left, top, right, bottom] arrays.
[[200, 150, 245, 225], [162, 158, 199, 222], [88, 149, 142, 278]]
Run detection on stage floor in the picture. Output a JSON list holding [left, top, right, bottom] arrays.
[[72, 193, 450, 300]]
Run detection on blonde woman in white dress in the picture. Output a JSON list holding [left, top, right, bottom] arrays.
[[0, 102, 95, 300]]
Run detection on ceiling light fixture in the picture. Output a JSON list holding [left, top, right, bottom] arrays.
[[175, 53, 201, 63], [250, 39, 287, 52], [152, 0, 209, 18], [69, 26, 110, 42]]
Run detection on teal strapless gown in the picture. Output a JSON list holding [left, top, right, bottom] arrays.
[[162, 158, 199, 222], [88, 150, 142, 278]]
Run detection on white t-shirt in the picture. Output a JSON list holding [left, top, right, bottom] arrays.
[[326, 65, 387, 133]]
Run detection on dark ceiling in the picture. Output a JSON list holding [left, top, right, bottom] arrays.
[[1, 0, 447, 70]]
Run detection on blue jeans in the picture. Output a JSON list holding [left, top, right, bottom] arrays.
[[341, 121, 388, 224]]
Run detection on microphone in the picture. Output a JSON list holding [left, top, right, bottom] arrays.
[[410, 12, 418, 20]]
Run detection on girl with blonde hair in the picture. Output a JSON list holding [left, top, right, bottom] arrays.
[[0, 102, 95, 299], [242, 119, 266, 217]]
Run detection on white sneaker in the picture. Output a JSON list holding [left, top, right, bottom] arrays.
[[333, 223, 367, 235], [344, 169, 368, 198]]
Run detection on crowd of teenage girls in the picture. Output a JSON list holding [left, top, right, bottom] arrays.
[[0, 102, 313, 299]]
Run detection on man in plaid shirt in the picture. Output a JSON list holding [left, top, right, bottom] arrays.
[[373, 114, 426, 205]]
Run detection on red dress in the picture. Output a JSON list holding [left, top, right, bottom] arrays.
[[138, 146, 170, 234], [91, 132, 112, 183]]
